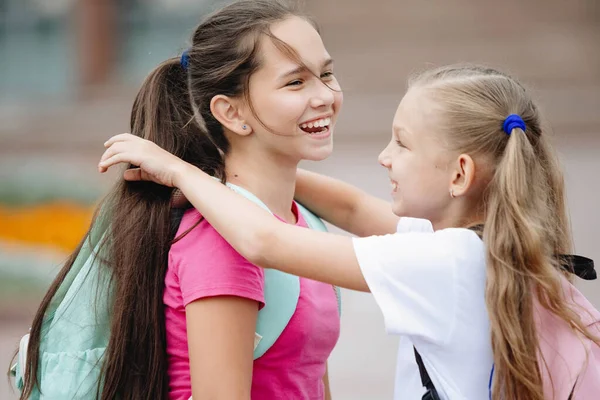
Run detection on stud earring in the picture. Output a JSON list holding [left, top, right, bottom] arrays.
[[242, 125, 247, 130]]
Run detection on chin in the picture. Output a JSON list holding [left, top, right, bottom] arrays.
[[391, 202, 407, 218], [303, 143, 333, 161]]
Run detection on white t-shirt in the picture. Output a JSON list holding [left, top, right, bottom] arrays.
[[352, 218, 493, 400]]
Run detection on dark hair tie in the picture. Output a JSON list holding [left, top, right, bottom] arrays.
[[502, 114, 526, 135]]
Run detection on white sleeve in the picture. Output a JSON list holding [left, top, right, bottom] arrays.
[[353, 230, 460, 345]]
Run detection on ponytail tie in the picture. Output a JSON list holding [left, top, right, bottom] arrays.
[[502, 114, 526, 135], [180, 50, 190, 71]]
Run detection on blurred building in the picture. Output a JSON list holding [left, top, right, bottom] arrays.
[[0, 1, 598, 399]]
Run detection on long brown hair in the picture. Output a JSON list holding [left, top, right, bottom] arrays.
[[410, 65, 599, 400], [17, 1, 311, 399]]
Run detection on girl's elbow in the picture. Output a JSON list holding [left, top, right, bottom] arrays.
[[239, 227, 272, 267]]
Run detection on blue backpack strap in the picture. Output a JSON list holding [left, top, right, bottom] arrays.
[[224, 183, 301, 360], [295, 203, 342, 316]]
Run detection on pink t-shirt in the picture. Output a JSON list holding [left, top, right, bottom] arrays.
[[164, 202, 340, 400]]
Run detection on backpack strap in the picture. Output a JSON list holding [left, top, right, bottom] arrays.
[[468, 225, 596, 281], [223, 182, 301, 360], [45, 208, 110, 331], [559, 255, 596, 281], [413, 347, 441, 400], [295, 202, 342, 316]]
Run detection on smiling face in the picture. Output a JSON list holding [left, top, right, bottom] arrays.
[[240, 16, 343, 163], [378, 87, 456, 223]]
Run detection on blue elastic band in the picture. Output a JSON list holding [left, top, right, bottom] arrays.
[[180, 50, 190, 71], [488, 364, 494, 400], [502, 114, 526, 135]]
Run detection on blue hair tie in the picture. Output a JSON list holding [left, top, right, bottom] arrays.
[[180, 50, 190, 71], [502, 114, 526, 135]]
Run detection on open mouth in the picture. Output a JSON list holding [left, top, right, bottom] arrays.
[[300, 117, 331, 135]]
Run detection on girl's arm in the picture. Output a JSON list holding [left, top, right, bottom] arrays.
[[186, 296, 257, 400], [99, 134, 369, 292], [295, 169, 398, 236], [323, 363, 332, 400], [176, 165, 369, 291]]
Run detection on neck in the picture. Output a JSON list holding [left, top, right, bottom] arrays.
[[431, 199, 485, 231], [224, 145, 298, 224]]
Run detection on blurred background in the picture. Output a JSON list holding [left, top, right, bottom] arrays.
[[0, 0, 598, 398]]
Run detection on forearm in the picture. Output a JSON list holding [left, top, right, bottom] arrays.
[[296, 169, 398, 236], [295, 169, 358, 230]]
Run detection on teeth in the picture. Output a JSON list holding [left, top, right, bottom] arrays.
[[300, 117, 331, 130], [391, 181, 398, 191]]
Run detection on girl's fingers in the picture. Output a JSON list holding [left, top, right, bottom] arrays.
[[104, 133, 136, 148], [99, 144, 119, 165], [99, 141, 139, 167], [98, 153, 134, 170], [123, 168, 144, 181]]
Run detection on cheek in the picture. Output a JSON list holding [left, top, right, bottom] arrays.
[[391, 157, 446, 207], [390, 153, 412, 181], [260, 92, 308, 125], [333, 90, 343, 111]]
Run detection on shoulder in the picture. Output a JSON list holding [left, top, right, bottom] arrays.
[[435, 227, 485, 264], [168, 209, 265, 306], [353, 222, 483, 273]]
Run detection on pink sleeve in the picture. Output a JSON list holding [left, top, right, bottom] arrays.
[[170, 210, 265, 307]]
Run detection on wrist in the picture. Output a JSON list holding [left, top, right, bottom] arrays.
[[172, 160, 194, 189]]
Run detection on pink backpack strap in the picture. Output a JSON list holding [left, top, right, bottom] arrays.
[[535, 276, 600, 399]]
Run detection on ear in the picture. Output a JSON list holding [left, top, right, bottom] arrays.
[[210, 95, 252, 136], [449, 154, 476, 198]]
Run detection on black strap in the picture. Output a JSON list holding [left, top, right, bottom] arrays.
[[467, 225, 596, 281], [559, 254, 596, 280], [413, 347, 441, 400]]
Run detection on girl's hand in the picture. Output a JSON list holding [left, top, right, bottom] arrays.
[[98, 133, 188, 187]]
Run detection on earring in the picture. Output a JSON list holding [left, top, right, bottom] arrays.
[[450, 189, 455, 198], [242, 124, 247, 130]]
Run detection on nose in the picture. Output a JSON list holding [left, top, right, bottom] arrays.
[[309, 81, 336, 109], [378, 140, 392, 168]]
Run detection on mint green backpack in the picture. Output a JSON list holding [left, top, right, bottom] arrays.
[[11, 183, 341, 399]]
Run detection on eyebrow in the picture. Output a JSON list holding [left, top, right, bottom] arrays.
[[393, 126, 411, 140], [278, 58, 334, 80]]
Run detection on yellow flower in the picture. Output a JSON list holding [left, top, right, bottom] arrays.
[[0, 202, 94, 252]]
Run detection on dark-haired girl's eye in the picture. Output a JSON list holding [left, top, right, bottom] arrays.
[[286, 80, 303, 87], [321, 71, 334, 80]]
